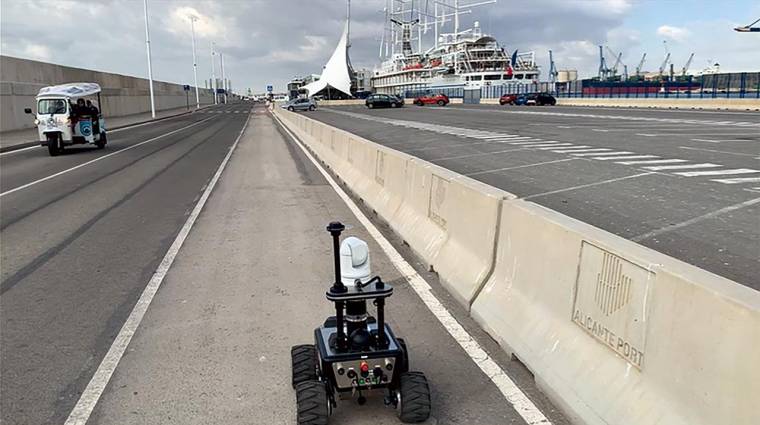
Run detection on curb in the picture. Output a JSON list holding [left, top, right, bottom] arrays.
[[0, 106, 212, 153]]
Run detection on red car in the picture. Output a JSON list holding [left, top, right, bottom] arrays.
[[499, 94, 518, 105], [414, 93, 449, 106]]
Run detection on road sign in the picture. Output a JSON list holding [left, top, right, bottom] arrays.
[[267, 85, 273, 92], [183, 84, 190, 91]]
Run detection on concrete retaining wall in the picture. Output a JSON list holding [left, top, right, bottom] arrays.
[[0, 55, 215, 132], [273, 106, 760, 425]]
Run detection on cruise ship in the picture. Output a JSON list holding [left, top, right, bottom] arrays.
[[371, 0, 540, 96]]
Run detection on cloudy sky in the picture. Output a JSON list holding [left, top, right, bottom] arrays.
[[1, 0, 758, 94]]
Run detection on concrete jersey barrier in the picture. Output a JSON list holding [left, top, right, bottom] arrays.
[[274, 106, 506, 307], [273, 106, 760, 425]]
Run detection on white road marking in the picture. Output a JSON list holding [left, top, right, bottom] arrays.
[[679, 146, 760, 158], [635, 133, 657, 137], [538, 145, 590, 150], [274, 112, 552, 425], [594, 155, 660, 161], [466, 158, 576, 176], [711, 176, 760, 184], [552, 148, 611, 154], [63, 112, 251, 425], [591, 129, 609, 132], [616, 158, 686, 165], [524, 172, 654, 199], [505, 141, 550, 146], [675, 168, 759, 177], [572, 151, 633, 157], [433, 147, 528, 161], [643, 163, 721, 171], [0, 145, 38, 156], [0, 117, 214, 198], [632, 197, 760, 242], [690, 138, 723, 144], [521, 143, 571, 148]]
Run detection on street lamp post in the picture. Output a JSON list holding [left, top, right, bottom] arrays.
[[211, 42, 217, 105], [143, 0, 156, 118], [220, 53, 227, 104], [189, 15, 200, 109]]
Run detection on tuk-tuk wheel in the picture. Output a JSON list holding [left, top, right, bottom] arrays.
[[47, 134, 61, 156], [96, 132, 107, 149]]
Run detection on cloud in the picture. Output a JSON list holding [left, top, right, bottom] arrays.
[[23, 44, 51, 61], [657, 25, 690, 42]]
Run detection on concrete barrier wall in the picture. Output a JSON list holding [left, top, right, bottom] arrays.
[[0, 55, 215, 132], [555, 97, 760, 111], [275, 107, 505, 306], [273, 106, 760, 425]]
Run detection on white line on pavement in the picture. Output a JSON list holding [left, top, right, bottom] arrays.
[[0, 117, 215, 198], [274, 113, 552, 425], [690, 138, 723, 144], [523, 172, 654, 199], [538, 145, 590, 150], [552, 148, 611, 153], [572, 151, 633, 157], [63, 112, 250, 425], [679, 146, 760, 158], [616, 159, 686, 165], [632, 197, 760, 242], [635, 133, 657, 137], [0, 145, 38, 156], [711, 176, 760, 184], [643, 163, 720, 171], [675, 168, 759, 177], [466, 158, 576, 176], [595, 155, 660, 161]]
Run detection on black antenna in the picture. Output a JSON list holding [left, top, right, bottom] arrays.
[[326, 221, 347, 293]]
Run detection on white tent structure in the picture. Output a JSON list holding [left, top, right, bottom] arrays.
[[302, 23, 353, 98]]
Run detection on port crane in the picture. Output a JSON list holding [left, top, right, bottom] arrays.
[[680, 53, 694, 76], [605, 46, 624, 79], [734, 17, 760, 32], [634, 53, 646, 77], [659, 41, 671, 79], [548, 50, 558, 83]]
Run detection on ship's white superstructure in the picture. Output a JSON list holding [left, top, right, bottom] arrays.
[[372, 0, 540, 95]]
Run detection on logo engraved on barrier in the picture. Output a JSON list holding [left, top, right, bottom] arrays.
[[375, 151, 385, 186], [594, 253, 632, 316], [572, 242, 651, 369], [428, 174, 448, 229]]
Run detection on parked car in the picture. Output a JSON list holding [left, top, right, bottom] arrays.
[[282, 97, 317, 111], [413, 93, 449, 106], [365, 94, 404, 109], [514, 94, 528, 106], [528, 92, 557, 106], [498, 94, 518, 105]]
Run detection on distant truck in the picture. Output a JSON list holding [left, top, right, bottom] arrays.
[[25, 82, 107, 156]]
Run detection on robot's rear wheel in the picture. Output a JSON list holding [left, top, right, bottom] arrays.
[[296, 381, 329, 425], [398, 372, 431, 423]]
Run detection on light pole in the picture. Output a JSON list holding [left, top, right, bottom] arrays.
[[189, 15, 200, 109], [143, 0, 156, 118], [220, 53, 226, 104], [211, 42, 217, 105]]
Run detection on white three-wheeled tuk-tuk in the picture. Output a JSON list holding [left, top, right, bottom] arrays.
[[24, 82, 107, 156]]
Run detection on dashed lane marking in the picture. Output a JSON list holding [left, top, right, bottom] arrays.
[[571, 151, 633, 157], [675, 168, 760, 177], [643, 163, 721, 171], [636, 133, 657, 137], [599, 155, 660, 161], [712, 177, 760, 184], [538, 145, 590, 150], [552, 148, 611, 154], [615, 159, 686, 165]]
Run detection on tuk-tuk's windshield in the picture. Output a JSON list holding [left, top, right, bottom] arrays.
[[38, 99, 67, 115]]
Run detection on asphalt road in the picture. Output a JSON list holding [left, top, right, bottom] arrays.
[[0, 105, 569, 425], [0, 102, 250, 425], [308, 104, 760, 290]]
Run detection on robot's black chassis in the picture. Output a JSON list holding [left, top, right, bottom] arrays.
[[291, 222, 431, 425]]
